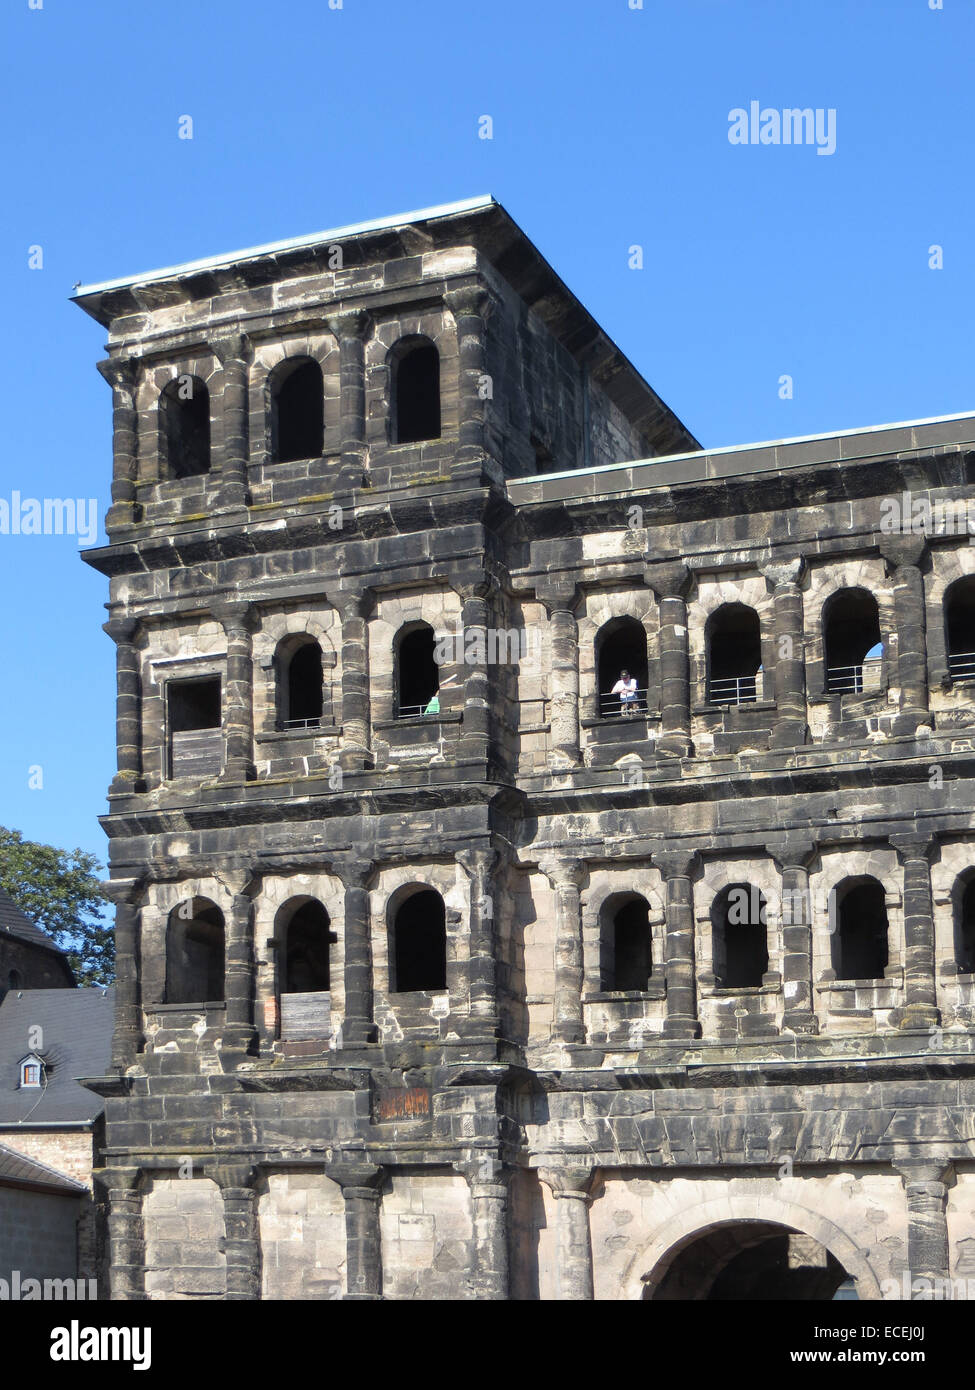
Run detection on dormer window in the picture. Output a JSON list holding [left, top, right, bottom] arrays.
[[19, 1054, 43, 1088]]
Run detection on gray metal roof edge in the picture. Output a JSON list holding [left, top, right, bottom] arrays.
[[71, 195, 497, 299], [506, 408, 975, 490], [0, 1141, 87, 1193]]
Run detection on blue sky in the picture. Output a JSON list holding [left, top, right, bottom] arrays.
[[0, 0, 971, 866]]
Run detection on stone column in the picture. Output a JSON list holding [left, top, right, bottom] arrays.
[[895, 1161, 953, 1292], [326, 1163, 384, 1300], [539, 857, 586, 1044], [457, 847, 500, 1032], [106, 1170, 145, 1300], [537, 579, 580, 770], [456, 577, 494, 764], [457, 1157, 509, 1299], [763, 558, 808, 749], [212, 1163, 262, 1300], [327, 588, 372, 771], [539, 1167, 595, 1300], [326, 309, 371, 482], [772, 841, 819, 1035], [213, 600, 255, 782], [213, 333, 252, 511], [336, 860, 376, 1044], [655, 850, 701, 1038], [446, 285, 493, 464], [225, 877, 258, 1049], [647, 564, 693, 758], [103, 617, 143, 794], [97, 358, 140, 529], [891, 835, 940, 1029], [102, 878, 144, 1069], [880, 535, 930, 736]]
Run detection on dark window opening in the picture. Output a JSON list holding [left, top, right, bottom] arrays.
[[166, 899, 225, 1003], [945, 577, 975, 683], [169, 678, 221, 731], [824, 589, 882, 694], [532, 434, 557, 474], [597, 617, 649, 717], [712, 883, 769, 988], [282, 641, 323, 728], [160, 377, 210, 479], [832, 879, 888, 981], [272, 358, 324, 463], [956, 879, 975, 974], [393, 342, 441, 444], [707, 604, 762, 706], [7, 970, 22, 991], [396, 625, 440, 717], [284, 900, 331, 993], [602, 896, 652, 990], [392, 889, 447, 992]]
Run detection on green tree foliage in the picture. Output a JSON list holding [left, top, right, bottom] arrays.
[[0, 827, 112, 986]]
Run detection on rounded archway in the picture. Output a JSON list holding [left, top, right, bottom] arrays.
[[623, 1196, 882, 1301]]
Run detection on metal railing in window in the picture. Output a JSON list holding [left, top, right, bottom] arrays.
[[948, 650, 975, 683], [276, 716, 322, 731], [598, 687, 650, 718], [825, 657, 883, 695], [395, 701, 441, 719], [707, 674, 758, 706]]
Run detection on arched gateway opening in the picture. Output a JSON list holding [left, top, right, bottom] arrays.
[[641, 1221, 857, 1301]]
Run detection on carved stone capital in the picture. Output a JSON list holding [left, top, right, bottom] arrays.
[[100, 876, 145, 907], [538, 856, 586, 891], [893, 1159, 955, 1190], [770, 840, 818, 874], [211, 332, 253, 367], [761, 556, 806, 589], [334, 860, 374, 892], [535, 577, 580, 616], [211, 599, 255, 633], [209, 1161, 259, 1192], [324, 586, 374, 623], [653, 849, 700, 882], [878, 534, 927, 570], [645, 562, 692, 601], [537, 1165, 594, 1200], [96, 357, 139, 396], [445, 284, 497, 322], [325, 308, 373, 343], [325, 1162, 384, 1196], [103, 617, 142, 646], [890, 834, 937, 866]]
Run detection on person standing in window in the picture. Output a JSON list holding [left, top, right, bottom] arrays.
[[611, 668, 638, 716]]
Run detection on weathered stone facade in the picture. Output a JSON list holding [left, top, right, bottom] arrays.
[[75, 197, 975, 1299]]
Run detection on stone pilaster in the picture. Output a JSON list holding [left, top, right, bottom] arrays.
[[457, 1157, 509, 1299], [539, 857, 586, 1044], [335, 860, 376, 1044], [771, 841, 819, 1034], [103, 617, 143, 795], [880, 535, 930, 736], [102, 878, 144, 1069], [457, 847, 501, 1031], [655, 849, 701, 1038], [537, 579, 580, 769], [890, 835, 940, 1029], [445, 285, 494, 464], [539, 1166, 595, 1300], [763, 558, 808, 748], [106, 1169, 145, 1300], [326, 309, 371, 482], [212, 333, 252, 511], [211, 1163, 262, 1300], [895, 1160, 953, 1292], [647, 563, 693, 758], [326, 1163, 384, 1300], [225, 876, 259, 1049], [97, 358, 140, 529], [326, 587, 373, 770], [455, 576, 495, 763], [213, 600, 255, 782]]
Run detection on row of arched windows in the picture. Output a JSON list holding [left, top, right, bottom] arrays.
[[159, 338, 442, 479], [599, 580, 975, 715]]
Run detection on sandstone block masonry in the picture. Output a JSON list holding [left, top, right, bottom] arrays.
[[74, 196, 975, 1299]]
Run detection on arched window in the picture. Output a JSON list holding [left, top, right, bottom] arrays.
[[281, 899, 332, 993], [600, 894, 652, 990], [711, 883, 769, 988], [278, 638, 324, 729], [391, 887, 447, 992], [945, 576, 975, 683], [823, 589, 882, 694], [597, 617, 649, 717], [831, 878, 888, 981], [165, 898, 225, 1004], [391, 339, 441, 444], [955, 877, 975, 974], [7, 969, 23, 991], [707, 604, 762, 705], [270, 357, 324, 463], [159, 377, 210, 478], [395, 623, 440, 717]]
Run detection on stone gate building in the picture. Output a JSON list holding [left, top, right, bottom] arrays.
[[75, 196, 975, 1300]]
